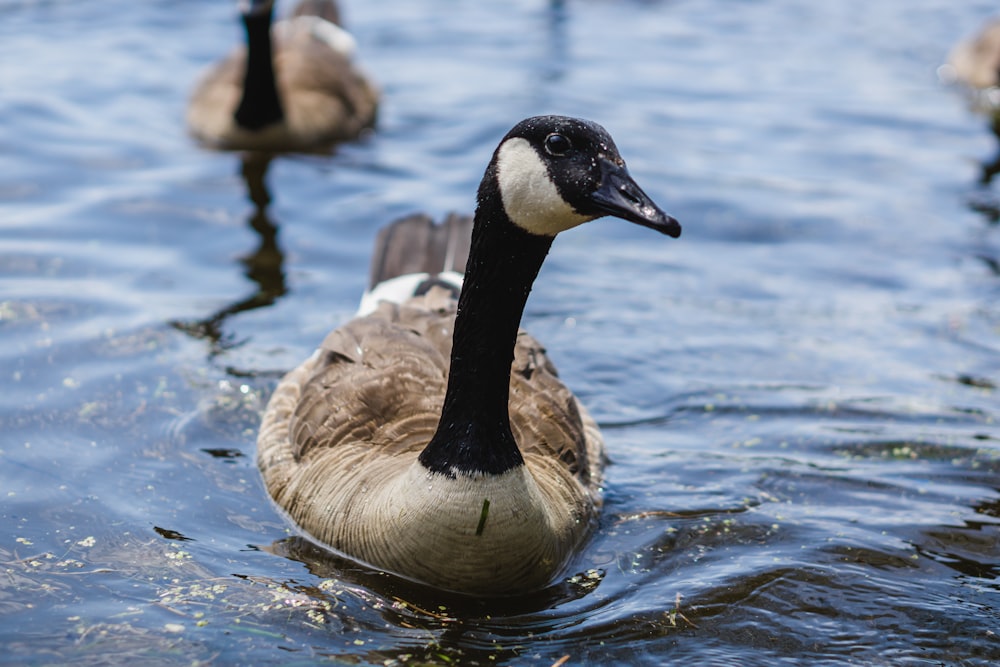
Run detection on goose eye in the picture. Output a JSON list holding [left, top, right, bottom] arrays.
[[544, 133, 572, 156]]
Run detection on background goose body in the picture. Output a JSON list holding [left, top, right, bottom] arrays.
[[947, 17, 1000, 91], [257, 116, 680, 595], [943, 16, 1000, 123], [187, 0, 378, 153]]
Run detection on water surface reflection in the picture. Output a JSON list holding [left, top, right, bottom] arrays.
[[170, 154, 286, 364]]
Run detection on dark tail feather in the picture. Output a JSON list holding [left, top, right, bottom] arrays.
[[368, 212, 473, 289]]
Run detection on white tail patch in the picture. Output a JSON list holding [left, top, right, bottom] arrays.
[[496, 138, 590, 236], [357, 270, 464, 316], [276, 16, 357, 56]]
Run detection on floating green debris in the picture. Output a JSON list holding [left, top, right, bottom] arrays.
[[475, 498, 490, 536]]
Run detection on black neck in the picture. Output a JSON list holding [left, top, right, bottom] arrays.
[[234, 3, 283, 131], [419, 168, 554, 476]]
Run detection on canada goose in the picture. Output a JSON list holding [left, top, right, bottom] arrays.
[[187, 0, 378, 153], [943, 17, 1000, 114], [257, 115, 681, 595]]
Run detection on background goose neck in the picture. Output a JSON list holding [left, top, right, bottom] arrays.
[[235, 4, 283, 130]]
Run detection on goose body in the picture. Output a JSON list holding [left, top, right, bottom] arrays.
[[944, 17, 1000, 114], [257, 116, 681, 595], [187, 0, 378, 153]]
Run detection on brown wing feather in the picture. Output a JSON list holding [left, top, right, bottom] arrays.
[[289, 300, 450, 464], [186, 51, 246, 145], [275, 35, 378, 143], [509, 330, 603, 490]]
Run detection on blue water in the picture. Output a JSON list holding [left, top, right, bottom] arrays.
[[2, 0, 999, 664]]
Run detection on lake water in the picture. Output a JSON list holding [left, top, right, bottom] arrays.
[[2, 0, 999, 664]]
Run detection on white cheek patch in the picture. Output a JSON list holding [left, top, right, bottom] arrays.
[[496, 138, 592, 236]]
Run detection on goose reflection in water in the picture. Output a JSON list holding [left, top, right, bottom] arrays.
[[251, 535, 594, 665], [170, 159, 287, 362], [260, 535, 601, 615]]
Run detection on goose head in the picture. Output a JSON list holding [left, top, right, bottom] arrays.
[[487, 115, 681, 239]]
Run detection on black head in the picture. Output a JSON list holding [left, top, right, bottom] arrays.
[[489, 115, 681, 238]]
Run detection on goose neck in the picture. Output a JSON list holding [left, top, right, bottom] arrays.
[[235, 3, 283, 130], [419, 186, 554, 477]]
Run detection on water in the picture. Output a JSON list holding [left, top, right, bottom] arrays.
[[2, 0, 999, 664]]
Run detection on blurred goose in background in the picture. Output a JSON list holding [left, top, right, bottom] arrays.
[[942, 17, 1000, 183], [187, 0, 378, 153], [257, 115, 681, 595], [943, 17, 1000, 122]]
